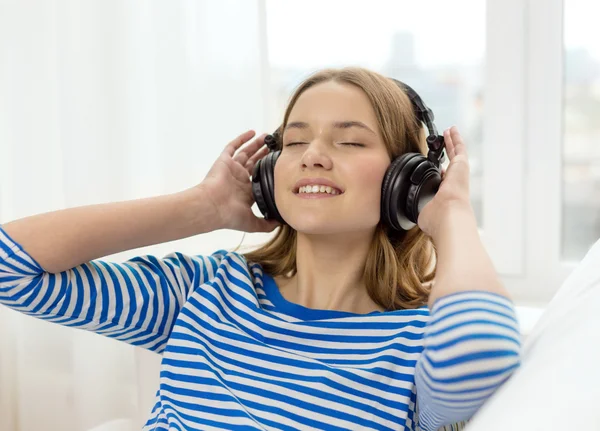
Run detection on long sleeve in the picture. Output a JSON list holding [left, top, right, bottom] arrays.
[[415, 291, 521, 430], [0, 225, 220, 354]]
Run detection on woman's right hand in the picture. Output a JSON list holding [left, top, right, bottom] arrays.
[[198, 130, 281, 233]]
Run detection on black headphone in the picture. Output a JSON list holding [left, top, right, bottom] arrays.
[[251, 78, 446, 233]]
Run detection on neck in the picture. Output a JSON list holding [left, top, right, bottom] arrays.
[[277, 230, 383, 314]]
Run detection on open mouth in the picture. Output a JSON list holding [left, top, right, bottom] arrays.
[[295, 184, 343, 196]]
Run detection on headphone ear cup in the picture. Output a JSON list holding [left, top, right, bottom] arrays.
[[405, 160, 442, 225], [252, 158, 269, 218], [251, 151, 286, 224], [381, 153, 423, 231]]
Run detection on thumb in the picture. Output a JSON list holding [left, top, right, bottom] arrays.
[[447, 154, 470, 186]]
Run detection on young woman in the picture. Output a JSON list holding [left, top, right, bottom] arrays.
[[0, 67, 521, 431]]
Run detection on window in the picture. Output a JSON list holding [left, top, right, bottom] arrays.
[[562, 0, 600, 261], [264, 0, 486, 226], [261, 0, 600, 299]]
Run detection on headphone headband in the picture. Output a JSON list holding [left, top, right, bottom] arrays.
[[390, 79, 446, 166]]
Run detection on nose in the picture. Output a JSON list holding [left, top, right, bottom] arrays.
[[300, 140, 333, 171]]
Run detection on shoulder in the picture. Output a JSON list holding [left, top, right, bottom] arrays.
[[204, 249, 266, 285], [132, 248, 259, 286]]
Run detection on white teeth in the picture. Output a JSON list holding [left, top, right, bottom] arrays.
[[298, 185, 340, 195]]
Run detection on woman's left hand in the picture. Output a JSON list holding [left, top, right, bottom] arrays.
[[418, 126, 475, 239]]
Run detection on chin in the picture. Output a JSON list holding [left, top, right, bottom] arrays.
[[290, 224, 344, 236], [285, 215, 338, 235], [285, 215, 377, 237]]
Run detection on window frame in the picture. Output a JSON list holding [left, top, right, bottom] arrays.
[[491, 0, 581, 304], [479, 0, 527, 277]]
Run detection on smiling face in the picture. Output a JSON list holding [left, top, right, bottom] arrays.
[[273, 80, 392, 236]]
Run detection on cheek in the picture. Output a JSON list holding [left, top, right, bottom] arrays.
[[352, 159, 390, 201]]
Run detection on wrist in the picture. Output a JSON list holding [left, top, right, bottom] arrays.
[[429, 201, 478, 245], [176, 186, 223, 236]]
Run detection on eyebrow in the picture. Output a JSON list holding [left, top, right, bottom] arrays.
[[285, 121, 376, 135]]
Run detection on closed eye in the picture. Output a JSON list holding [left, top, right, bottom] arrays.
[[284, 142, 365, 147]]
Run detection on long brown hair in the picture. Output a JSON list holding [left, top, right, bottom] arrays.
[[241, 67, 436, 310]]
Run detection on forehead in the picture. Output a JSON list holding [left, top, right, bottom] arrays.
[[288, 81, 378, 125]]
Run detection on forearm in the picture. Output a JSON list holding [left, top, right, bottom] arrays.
[[428, 205, 509, 308], [416, 290, 521, 430], [1, 186, 219, 273]]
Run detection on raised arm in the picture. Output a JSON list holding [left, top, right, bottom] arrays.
[[0, 224, 223, 353], [1, 130, 276, 274], [414, 127, 521, 429], [1, 189, 218, 274], [0, 130, 279, 353]]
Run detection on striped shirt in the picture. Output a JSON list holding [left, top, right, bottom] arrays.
[[0, 226, 521, 431]]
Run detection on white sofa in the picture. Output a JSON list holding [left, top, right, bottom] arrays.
[[466, 237, 600, 430], [86, 419, 133, 431]]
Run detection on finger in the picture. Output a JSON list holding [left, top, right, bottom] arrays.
[[245, 145, 270, 174], [232, 133, 268, 166], [449, 126, 468, 158], [443, 128, 456, 160], [231, 133, 268, 165], [224, 130, 256, 157], [236, 133, 268, 159], [232, 164, 253, 184], [233, 151, 250, 166]]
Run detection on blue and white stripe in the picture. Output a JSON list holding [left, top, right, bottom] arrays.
[[0, 225, 521, 430]]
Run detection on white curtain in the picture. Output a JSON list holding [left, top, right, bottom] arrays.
[[0, 1, 275, 430]]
